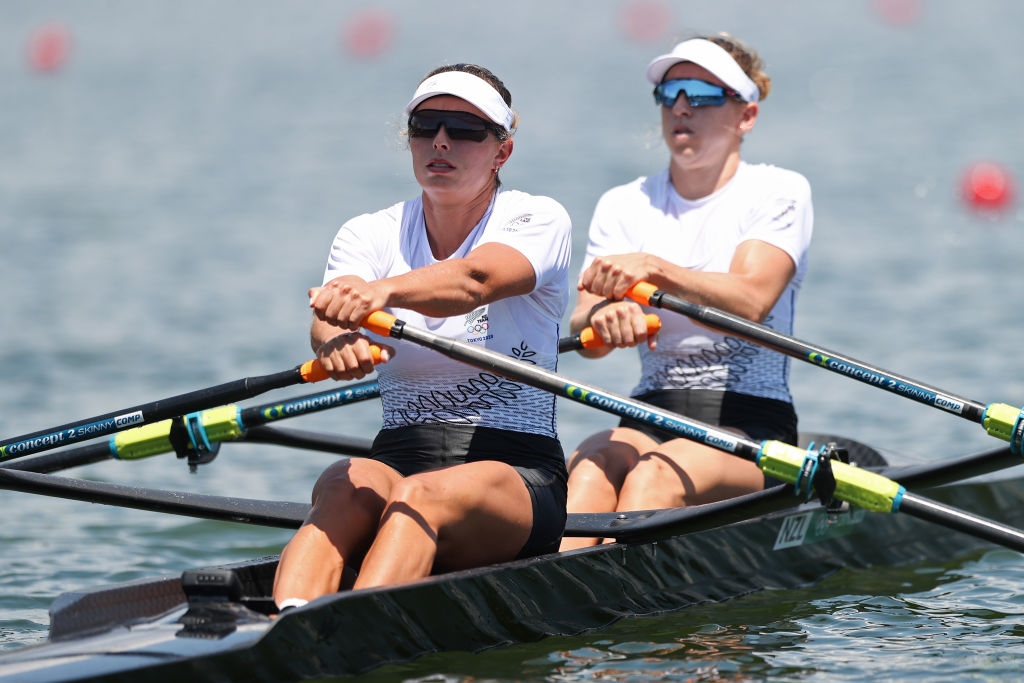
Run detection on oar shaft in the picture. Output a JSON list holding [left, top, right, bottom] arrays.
[[238, 380, 381, 429], [369, 313, 763, 461], [0, 441, 112, 474], [235, 425, 373, 456], [899, 491, 1024, 552], [1, 320, 619, 466], [0, 468, 307, 528], [0, 319, 609, 472], [366, 311, 1024, 555], [0, 364, 323, 462], [626, 283, 989, 423]]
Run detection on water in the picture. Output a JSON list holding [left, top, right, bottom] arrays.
[[2, 0, 1024, 678]]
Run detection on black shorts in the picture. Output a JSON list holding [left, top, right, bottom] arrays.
[[370, 424, 567, 559], [618, 389, 797, 487]]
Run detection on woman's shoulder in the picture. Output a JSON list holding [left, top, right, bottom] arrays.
[[494, 189, 571, 222], [339, 198, 414, 233], [590, 170, 661, 202], [738, 162, 811, 196]]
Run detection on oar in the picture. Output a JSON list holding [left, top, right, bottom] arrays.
[[362, 310, 1024, 553], [233, 425, 373, 456], [0, 349, 383, 464], [88, 318, 655, 467], [1, 425, 376, 474], [0, 467, 308, 528], [0, 380, 383, 474], [623, 282, 1024, 453], [0, 320, 655, 475]]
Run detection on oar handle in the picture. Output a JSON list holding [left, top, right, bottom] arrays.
[[566, 314, 662, 352], [299, 345, 385, 383], [364, 311, 400, 337], [625, 281, 660, 306]]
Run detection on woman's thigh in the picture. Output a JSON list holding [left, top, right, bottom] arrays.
[[568, 427, 662, 477], [624, 437, 764, 507], [399, 460, 534, 569]]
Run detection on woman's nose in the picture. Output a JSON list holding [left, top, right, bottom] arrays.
[[432, 125, 452, 149], [671, 94, 693, 116]]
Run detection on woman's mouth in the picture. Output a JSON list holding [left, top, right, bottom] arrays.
[[427, 158, 455, 171]]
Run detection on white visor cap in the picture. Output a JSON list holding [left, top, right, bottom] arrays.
[[405, 71, 515, 132], [645, 38, 760, 103]]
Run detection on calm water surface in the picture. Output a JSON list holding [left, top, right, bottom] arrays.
[[2, 1, 1024, 679]]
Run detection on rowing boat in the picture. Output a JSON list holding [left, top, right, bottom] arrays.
[[2, 434, 1021, 682], [3, 305, 1023, 681]]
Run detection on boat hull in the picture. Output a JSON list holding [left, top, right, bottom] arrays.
[[2, 468, 1022, 682]]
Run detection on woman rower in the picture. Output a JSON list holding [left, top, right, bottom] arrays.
[[560, 34, 813, 550], [273, 63, 571, 608]]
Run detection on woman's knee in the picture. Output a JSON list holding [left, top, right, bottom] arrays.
[[569, 431, 648, 479], [310, 462, 388, 522], [379, 476, 443, 528], [626, 452, 682, 488]]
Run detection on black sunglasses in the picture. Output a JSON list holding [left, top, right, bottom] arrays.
[[408, 109, 502, 142]]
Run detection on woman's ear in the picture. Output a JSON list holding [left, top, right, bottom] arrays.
[[494, 138, 514, 170], [738, 102, 758, 134]]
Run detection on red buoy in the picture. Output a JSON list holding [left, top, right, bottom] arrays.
[[961, 161, 1015, 213], [342, 9, 394, 59], [873, 0, 922, 26], [27, 23, 71, 73], [618, 0, 673, 43]]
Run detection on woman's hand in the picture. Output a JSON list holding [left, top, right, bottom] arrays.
[[587, 300, 658, 351], [309, 276, 390, 332], [315, 332, 394, 381], [578, 253, 654, 301]]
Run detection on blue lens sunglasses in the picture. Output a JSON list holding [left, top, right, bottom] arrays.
[[653, 78, 744, 108]]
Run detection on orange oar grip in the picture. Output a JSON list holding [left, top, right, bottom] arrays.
[[300, 346, 385, 383], [578, 327, 598, 349], [577, 313, 663, 349], [625, 281, 659, 306], [363, 310, 398, 338], [644, 313, 662, 335], [300, 360, 330, 383]]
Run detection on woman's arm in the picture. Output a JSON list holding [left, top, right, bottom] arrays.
[[308, 243, 536, 379], [580, 239, 795, 323], [310, 242, 536, 331]]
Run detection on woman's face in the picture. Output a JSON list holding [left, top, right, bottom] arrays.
[[409, 95, 512, 204], [659, 62, 756, 171]]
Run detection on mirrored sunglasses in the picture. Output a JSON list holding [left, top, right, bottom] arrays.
[[408, 109, 501, 142], [652, 78, 742, 108]]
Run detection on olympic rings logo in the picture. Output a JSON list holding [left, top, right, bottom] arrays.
[[466, 322, 489, 334]]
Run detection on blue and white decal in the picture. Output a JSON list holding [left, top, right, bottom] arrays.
[[564, 384, 738, 452]]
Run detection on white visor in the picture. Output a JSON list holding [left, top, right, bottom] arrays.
[[645, 38, 760, 103], [405, 71, 515, 132]]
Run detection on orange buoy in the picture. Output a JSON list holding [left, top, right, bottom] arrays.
[[961, 161, 1015, 213], [342, 9, 394, 59], [27, 23, 71, 73]]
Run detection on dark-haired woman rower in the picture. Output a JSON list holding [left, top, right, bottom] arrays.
[[273, 64, 571, 608]]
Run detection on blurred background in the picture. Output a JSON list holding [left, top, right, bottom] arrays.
[[2, 0, 1023, 675]]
